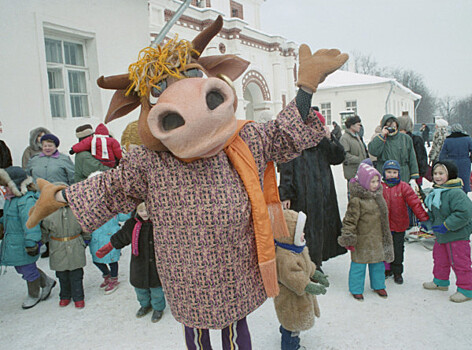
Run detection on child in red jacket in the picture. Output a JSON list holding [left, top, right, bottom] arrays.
[[70, 123, 122, 168], [382, 160, 429, 284]]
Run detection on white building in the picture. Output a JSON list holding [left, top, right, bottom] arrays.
[[313, 70, 422, 141], [149, 0, 298, 121], [0, 0, 149, 166]]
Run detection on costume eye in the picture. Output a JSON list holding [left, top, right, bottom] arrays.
[[183, 68, 207, 79], [149, 80, 167, 106]]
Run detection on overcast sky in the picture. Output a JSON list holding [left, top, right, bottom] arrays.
[[260, 0, 472, 99]]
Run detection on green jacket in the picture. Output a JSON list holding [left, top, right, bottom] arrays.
[[41, 206, 91, 271], [425, 179, 472, 244], [368, 115, 419, 181], [339, 130, 368, 180], [74, 151, 111, 183]]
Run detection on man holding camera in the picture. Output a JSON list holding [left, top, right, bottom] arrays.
[[368, 114, 419, 183]]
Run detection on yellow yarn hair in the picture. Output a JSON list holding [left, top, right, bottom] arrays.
[[121, 120, 142, 152], [126, 36, 199, 98]]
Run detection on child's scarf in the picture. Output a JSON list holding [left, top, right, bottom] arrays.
[[131, 218, 142, 256], [383, 177, 400, 187], [274, 241, 305, 254], [91, 135, 109, 159]]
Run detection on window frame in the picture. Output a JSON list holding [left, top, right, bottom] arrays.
[[44, 35, 91, 118], [345, 100, 357, 114], [320, 102, 332, 125]]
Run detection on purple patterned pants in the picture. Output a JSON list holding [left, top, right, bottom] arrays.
[[184, 316, 252, 350]]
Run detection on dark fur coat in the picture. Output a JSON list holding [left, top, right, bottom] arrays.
[[278, 136, 346, 266]]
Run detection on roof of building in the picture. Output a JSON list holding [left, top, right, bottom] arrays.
[[318, 70, 422, 100]]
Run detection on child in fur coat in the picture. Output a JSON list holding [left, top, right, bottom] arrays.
[[274, 209, 329, 350], [338, 163, 394, 301]]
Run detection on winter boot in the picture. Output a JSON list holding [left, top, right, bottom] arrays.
[[41, 242, 50, 258], [74, 300, 85, 308], [449, 292, 472, 303], [385, 270, 393, 279], [280, 325, 303, 350], [352, 293, 364, 301], [38, 269, 56, 300], [104, 277, 120, 295], [22, 278, 41, 309], [393, 274, 404, 285], [99, 274, 111, 289], [136, 306, 153, 318], [374, 289, 388, 298], [59, 299, 71, 307], [423, 281, 448, 291], [151, 310, 164, 323]]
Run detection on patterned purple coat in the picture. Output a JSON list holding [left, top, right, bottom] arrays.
[[66, 100, 323, 328]]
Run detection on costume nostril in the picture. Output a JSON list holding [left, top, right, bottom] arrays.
[[161, 113, 185, 131], [206, 90, 224, 111]]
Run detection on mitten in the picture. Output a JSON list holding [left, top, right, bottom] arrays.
[[69, 148, 75, 155], [346, 246, 355, 251], [25, 244, 39, 257], [96, 242, 114, 258], [296, 45, 349, 92], [305, 281, 327, 295], [311, 270, 330, 288], [432, 223, 448, 235], [26, 179, 68, 229]]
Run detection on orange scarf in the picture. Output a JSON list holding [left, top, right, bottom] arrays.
[[180, 120, 288, 297]]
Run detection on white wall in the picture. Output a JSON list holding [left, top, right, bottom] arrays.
[[313, 83, 417, 142], [0, 0, 149, 166]]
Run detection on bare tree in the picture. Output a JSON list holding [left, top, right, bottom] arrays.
[[438, 96, 456, 121], [449, 95, 472, 134], [350, 51, 384, 76]]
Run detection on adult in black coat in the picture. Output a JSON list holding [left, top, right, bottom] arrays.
[[278, 124, 347, 269], [420, 123, 430, 147], [332, 121, 342, 140], [398, 115, 428, 181]]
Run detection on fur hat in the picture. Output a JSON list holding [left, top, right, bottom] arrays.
[[279, 209, 307, 247], [435, 118, 448, 128], [76, 124, 94, 139], [354, 163, 381, 191], [121, 120, 143, 152], [0, 166, 35, 197], [40, 134, 60, 147], [344, 115, 361, 129], [433, 160, 458, 180], [397, 114, 413, 132], [450, 123, 466, 134]]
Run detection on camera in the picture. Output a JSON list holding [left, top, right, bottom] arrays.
[[386, 127, 396, 133]]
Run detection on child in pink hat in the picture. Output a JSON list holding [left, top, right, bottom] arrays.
[[338, 163, 394, 301]]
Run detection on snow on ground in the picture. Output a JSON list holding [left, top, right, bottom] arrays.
[[1, 164, 471, 350]]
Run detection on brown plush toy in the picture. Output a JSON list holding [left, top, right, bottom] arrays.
[[274, 209, 330, 349]]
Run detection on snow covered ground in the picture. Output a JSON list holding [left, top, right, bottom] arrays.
[[1, 164, 471, 350]]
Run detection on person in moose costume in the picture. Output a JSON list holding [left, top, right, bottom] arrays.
[[27, 15, 347, 349]]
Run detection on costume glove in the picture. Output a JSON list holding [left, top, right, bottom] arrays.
[[96, 242, 114, 258], [296, 45, 348, 92], [432, 223, 448, 235], [346, 246, 355, 251], [305, 281, 327, 295], [311, 270, 330, 288], [26, 179, 68, 229], [25, 244, 39, 257]]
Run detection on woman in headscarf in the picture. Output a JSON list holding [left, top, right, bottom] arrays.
[[439, 123, 472, 192], [428, 118, 449, 165]]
